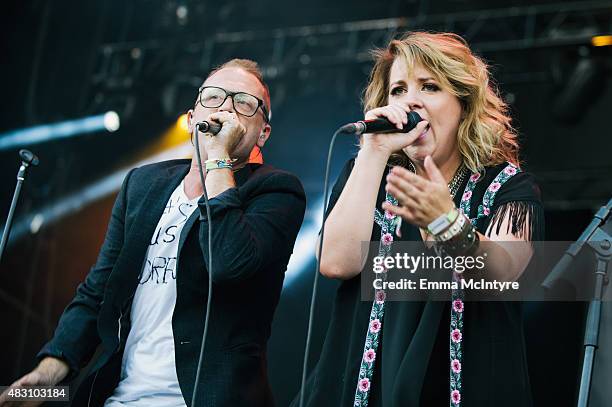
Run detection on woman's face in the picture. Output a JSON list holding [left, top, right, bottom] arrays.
[[388, 58, 463, 166]]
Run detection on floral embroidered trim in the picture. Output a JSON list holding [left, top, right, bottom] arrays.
[[460, 163, 520, 222], [353, 163, 520, 407], [451, 162, 520, 406], [353, 192, 398, 407], [449, 279, 464, 406]]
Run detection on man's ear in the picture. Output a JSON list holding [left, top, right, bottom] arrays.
[[187, 109, 194, 133], [256, 123, 271, 148]]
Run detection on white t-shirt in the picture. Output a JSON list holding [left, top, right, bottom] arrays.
[[105, 181, 199, 407]]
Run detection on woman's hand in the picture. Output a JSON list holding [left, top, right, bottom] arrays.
[[383, 155, 455, 229], [360, 105, 429, 156]]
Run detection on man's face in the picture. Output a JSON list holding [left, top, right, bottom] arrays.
[[188, 67, 271, 162]]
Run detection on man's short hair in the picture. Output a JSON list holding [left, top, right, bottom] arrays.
[[207, 58, 272, 121]]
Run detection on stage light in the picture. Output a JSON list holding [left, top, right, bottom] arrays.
[[591, 35, 612, 47], [3, 141, 193, 247], [177, 113, 189, 132], [283, 198, 324, 289], [0, 111, 121, 151], [103, 111, 120, 132]]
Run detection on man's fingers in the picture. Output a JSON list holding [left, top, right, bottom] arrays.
[[206, 111, 241, 128], [16, 373, 38, 386]]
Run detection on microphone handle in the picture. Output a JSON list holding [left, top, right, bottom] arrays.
[[356, 111, 422, 135], [197, 121, 222, 135]]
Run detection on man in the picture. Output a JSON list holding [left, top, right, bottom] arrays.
[[1, 59, 306, 406]]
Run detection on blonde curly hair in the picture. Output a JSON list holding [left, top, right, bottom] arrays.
[[363, 31, 519, 172]]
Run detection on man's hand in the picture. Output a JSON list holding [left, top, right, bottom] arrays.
[[0, 357, 69, 407], [202, 111, 246, 159]]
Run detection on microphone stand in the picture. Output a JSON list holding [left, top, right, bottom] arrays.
[[0, 149, 39, 264], [542, 197, 612, 407]]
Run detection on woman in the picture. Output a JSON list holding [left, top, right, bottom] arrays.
[[297, 32, 543, 406]]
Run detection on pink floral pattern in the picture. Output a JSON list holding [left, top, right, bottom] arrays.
[[451, 162, 520, 407], [452, 299, 464, 313], [449, 276, 464, 407], [355, 163, 521, 407], [369, 319, 381, 333], [451, 359, 462, 373], [504, 166, 517, 176], [451, 390, 461, 405], [375, 290, 386, 304], [363, 349, 376, 363], [488, 182, 502, 192], [381, 233, 393, 246], [353, 191, 398, 407], [451, 329, 462, 343], [463, 163, 521, 225], [358, 378, 370, 392]]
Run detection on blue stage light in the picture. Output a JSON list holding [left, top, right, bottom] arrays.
[[0, 111, 120, 151]]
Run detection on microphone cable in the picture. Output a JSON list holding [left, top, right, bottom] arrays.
[[299, 126, 346, 407], [190, 124, 214, 407], [298, 112, 421, 405]]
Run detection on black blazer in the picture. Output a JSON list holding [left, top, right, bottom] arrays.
[[37, 159, 306, 406]]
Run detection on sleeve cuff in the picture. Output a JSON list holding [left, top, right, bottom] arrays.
[[36, 345, 80, 382], [198, 187, 242, 221]]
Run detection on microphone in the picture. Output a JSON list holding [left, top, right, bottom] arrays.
[[340, 111, 422, 135], [19, 149, 39, 167], [196, 121, 222, 135]]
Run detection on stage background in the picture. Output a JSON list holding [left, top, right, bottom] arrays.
[[1, 1, 611, 405]]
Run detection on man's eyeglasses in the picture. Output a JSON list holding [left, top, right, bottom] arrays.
[[197, 86, 270, 123]]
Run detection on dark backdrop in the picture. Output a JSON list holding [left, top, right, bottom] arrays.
[[1, 1, 611, 406]]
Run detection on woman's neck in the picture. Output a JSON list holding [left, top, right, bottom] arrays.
[[413, 153, 463, 183]]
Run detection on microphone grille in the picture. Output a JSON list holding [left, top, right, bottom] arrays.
[[407, 111, 422, 127]]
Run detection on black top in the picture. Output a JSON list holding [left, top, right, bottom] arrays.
[[295, 158, 543, 407], [37, 159, 306, 407]]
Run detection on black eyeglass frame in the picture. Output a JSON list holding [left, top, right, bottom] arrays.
[[197, 86, 270, 123]]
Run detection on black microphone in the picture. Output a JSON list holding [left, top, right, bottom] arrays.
[[339, 111, 422, 135], [196, 121, 222, 135]]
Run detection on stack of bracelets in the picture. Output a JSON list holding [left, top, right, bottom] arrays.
[[205, 158, 234, 173], [427, 207, 480, 256]]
